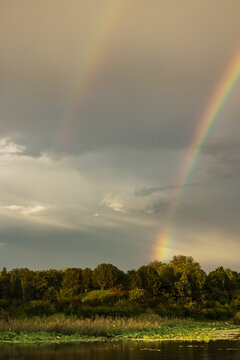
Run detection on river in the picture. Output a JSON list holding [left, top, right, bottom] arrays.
[[0, 340, 239, 359]]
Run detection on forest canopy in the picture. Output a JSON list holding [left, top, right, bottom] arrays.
[[0, 256, 239, 320]]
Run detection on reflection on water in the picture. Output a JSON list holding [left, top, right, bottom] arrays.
[[0, 340, 239, 360]]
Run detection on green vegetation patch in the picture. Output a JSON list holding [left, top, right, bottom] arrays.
[[0, 315, 239, 343], [0, 256, 240, 322]]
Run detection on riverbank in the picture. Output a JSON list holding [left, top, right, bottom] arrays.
[[0, 315, 239, 343]]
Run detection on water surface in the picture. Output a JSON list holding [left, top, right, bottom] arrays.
[[0, 340, 240, 360]]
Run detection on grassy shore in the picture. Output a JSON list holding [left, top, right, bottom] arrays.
[[0, 315, 239, 343]]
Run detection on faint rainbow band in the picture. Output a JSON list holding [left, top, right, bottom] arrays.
[[57, 0, 125, 149], [154, 50, 240, 261]]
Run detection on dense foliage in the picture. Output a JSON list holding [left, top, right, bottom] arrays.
[[0, 256, 240, 320]]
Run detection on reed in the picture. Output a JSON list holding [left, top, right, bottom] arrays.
[[0, 314, 167, 336], [0, 314, 238, 341]]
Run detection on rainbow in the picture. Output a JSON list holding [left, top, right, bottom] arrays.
[[154, 50, 240, 261], [57, 0, 125, 149]]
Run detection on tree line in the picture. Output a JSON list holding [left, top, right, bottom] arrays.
[[0, 256, 239, 319]]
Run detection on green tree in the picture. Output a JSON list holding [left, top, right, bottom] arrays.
[[23, 281, 36, 301], [156, 264, 176, 297], [11, 276, 23, 300], [92, 264, 125, 290], [127, 270, 142, 290], [137, 266, 161, 296], [0, 267, 11, 299], [34, 270, 62, 299], [170, 255, 206, 302], [82, 268, 93, 292], [43, 286, 58, 302], [62, 268, 82, 296], [148, 260, 165, 271], [204, 267, 238, 302], [175, 273, 192, 300]]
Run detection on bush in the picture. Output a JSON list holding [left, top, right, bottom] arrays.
[[202, 303, 234, 320], [13, 307, 27, 319], [114, 299, 141, 316], [129, 288, 147, 304], [0, 300, 8, 309], [71, 295, 82, 312], [155, 302, 185, 318], [81, 293, 101, 306], [23, 301, 55, 316], [0, 309, 9, 320], [99, 288, 126, 304], [81, 289, 125, 307], [55, 299, 70, 313], [75, 301, 141, 318], [233, 312, 240, 324], [184, 301, 203, 319]]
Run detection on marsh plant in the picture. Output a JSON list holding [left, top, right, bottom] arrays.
[[0, 314, 239, 342]]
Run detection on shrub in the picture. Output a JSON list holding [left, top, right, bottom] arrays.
[[0, 309, 9, 320], [233, 312, 240, 324], [81, 293, 101, 306], [23, 300, 55, 316], [155, 301, 185, 318], [71, 295, 82, 312], [184, 301, 203, 319], [0, 300, 8, 309], [13, 306, 27, 319], [202, 303, 234, 320], [55, 299, 70, 313], [81, 289, 125, 306], [129, 288, 147, 304]]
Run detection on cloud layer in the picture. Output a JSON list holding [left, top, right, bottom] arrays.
[[0, 1, 240, 270]]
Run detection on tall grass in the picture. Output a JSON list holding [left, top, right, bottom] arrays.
[[0, 315, 238, 342], [0, 314, 196, 337]]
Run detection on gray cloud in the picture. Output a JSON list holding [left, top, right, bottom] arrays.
[[134, 182, 201, 197], [0, 1, 240, 270], [204, 139, 240, 156], [1, 1, 239, 157]]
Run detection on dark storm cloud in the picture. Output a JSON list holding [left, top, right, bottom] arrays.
[[1, 0, 240, 270], [0, 218, 154, 270], [134, 182, 201, 197], [0, 67, 203, 157], [1, 0, 240, 157]]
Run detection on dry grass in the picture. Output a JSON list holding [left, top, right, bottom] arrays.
[[0, 315, 238, 341], [0, 314, 183, 336]]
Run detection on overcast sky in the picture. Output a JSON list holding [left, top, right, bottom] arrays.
[[0, 0, 240, 271]]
